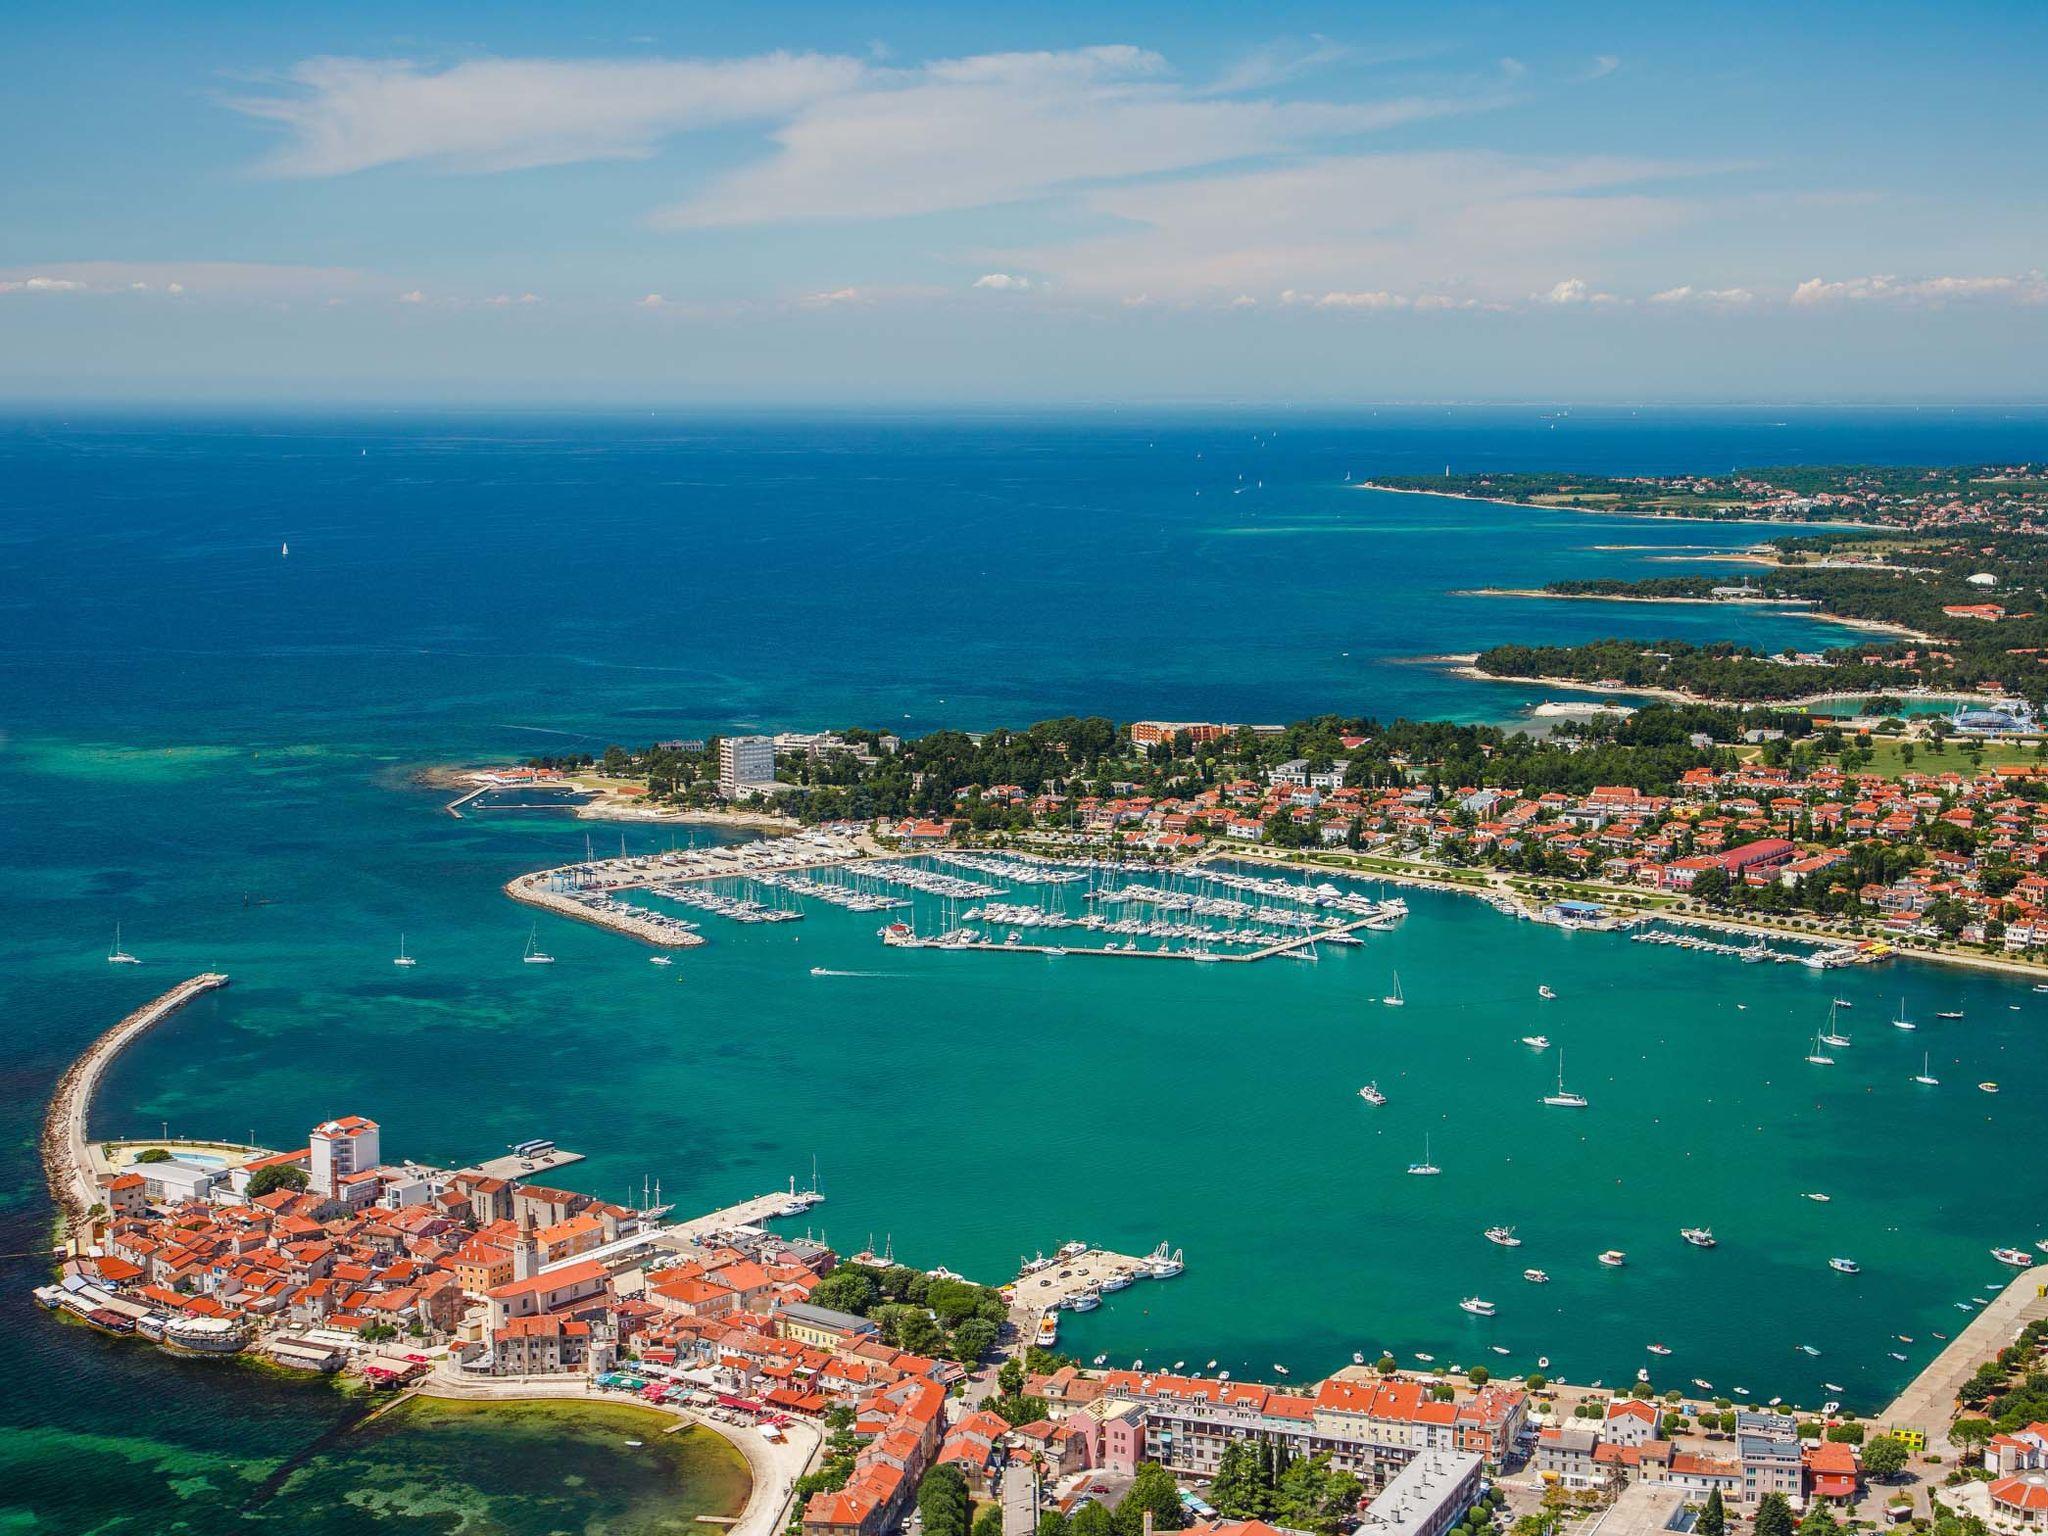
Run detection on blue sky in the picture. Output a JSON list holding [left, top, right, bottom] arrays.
[[4, 0, 2045, 403]]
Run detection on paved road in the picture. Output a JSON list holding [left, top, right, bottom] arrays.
[[1000, 1459, 1040, 1536]]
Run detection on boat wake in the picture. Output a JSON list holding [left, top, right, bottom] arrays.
[[808, 967, 902, 978]]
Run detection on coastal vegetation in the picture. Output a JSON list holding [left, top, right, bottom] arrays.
[[807, 1262, 1008, 1364], [1209, 1440, 1367, 1534]]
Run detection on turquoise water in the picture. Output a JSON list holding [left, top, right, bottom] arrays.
[[6, 407, 2048, 1529]]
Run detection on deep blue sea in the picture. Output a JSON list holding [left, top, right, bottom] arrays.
[[5, 406, 2047, 1533]]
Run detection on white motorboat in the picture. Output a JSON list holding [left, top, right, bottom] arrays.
[[1358, 1082, 1387, 1106], [1681, 1227, 1717, 1248], [1521, 1035, 1550, 1050], [1460, 1297, 1497, 1317], [1523, 1268, 1549, 1284], [1829, 1257, 1860, 1274], [1485, 1225, 1522, 1248]]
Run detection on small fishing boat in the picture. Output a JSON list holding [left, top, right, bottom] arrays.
[[1979, 1081, 2000, 1094], [1647, 1343, 1672, 1356], [1358, 1082, 1388, 1106], [1937, 1000, 1964, 1020], [1490, 1344, 1511, 1356], [1460, 1297, 1497, 1316], [1889, 1351, 1909, 1361], [1832, 997, 1853, 1009], [1803, 1191, 1832, 1203], [1681, 1227, 1717, 1249], [1993, 1247, 2036, 1268], [1539, 985, 1556, 1000], [1484, 1225, 1521, 1248], [1414, 1352, 1435, 1363], [1521, 1035, 1550, 1050], [1272, 1364, 1289, 1376], [1824, 1382, 1845, 1393], [649, 955, 673, 967], [1523, 1268, 1549, 1284], [1598, 1249, 1627, 1268], [1799, 1344, 1821, 1356], [1829, 1257, 1860, 1274], [1692, 1378, 1713, 1391], [1352, 1351, 1365, 1365]]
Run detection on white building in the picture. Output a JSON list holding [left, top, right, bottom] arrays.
[[718, 735, 778, 799], [309, 1115, 381, 1195], [1357, 1450, 1484, 1536]]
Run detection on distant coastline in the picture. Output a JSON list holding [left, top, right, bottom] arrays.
[[1455, 588, 1934, 642], [1355, 480, 1889, 529]]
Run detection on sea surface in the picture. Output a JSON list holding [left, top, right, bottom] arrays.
[[4, 406, 2047, 1532]]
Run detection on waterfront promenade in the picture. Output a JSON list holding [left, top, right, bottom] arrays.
[[418, 1369, 823, 1536], [1881, 1264, 2048, 1450], [539, 1186, 818, 1274], [40, 972, 229, 1236]]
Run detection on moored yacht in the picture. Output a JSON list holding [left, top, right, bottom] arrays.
[[1829, 1257, 1860, 1274], [1598, 1249, 1627, 1268], [393, 933, 417, 968], [1523, 1267, 1550, 1283], [1893, 998, 1916, 1031], [1521, 1035, 1550, 1050], [1358, 1082, 1387, 1106], [1542, 1048, 1588, 1108], [1407, 1134, 1441, 1176], [1538, 985, 1557, 1000], [1992, 1246, 2035, 1268], [1382, 971, 1405, 1007], [1912, 1051, 1939, 1086], [1459, 1296, 1497, 1316]]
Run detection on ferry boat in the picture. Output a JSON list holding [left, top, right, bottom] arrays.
[[1647, 1343, 1672, 1356], [1598, 1250, 1627, 1268], [1459, 1296, 1497, 1317], [393, 933, 417, 967], [1382, 971, 1405, 1007], [1829, 1257, 1860, 1274], [522, 925, 555, 965], [1542, 1049, 1589, 1108], [1484, 1225, 1521, 1248], [1358, 1082, 1387, 1106], [1538, 986, 1556, 1000], [1407, 1134, 1441, 1177], [1892, 998, 1916, 1031], [1681, 1227, 1717, 1248], [1993, 1247, 2036, 1268], [1912, 1051, 1939, 1086], [106, 924, 141, 965], [1035, 1314, 1060, 1347], [1521, 1035, 1550, 1050], [1523, 1268, 1550, 1284]]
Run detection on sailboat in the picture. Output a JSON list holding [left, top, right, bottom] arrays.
[[1892, 998, 1916, 1031], [1819, 1003, 1850, 1049], [1804, 1025, 1835, 1066], [1407, 1134, 1441, 1176], [522, 924, 556, 965], [1936, 999, 1965, 1020], [1383, 970, 1405, 1007], [393, 934, 417, 968], [1912, 1051, 1939, 1086], [1542, 1048, 1589, 1108], [106, 925, 141, 965]]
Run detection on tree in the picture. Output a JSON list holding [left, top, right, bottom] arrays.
[[1862, 1435, 1910, 1480], [1039, 1512, 1070, 1536], [975, 1505, 1006, 1536], [1114, 1463, 1187, 1536], [246, 1163, 309, 1198], [812, 1268, 880, 1316], [918, 1465, 973, 1536], [952, 1318, 999, 1364], [1696, 1489, 1725, 1536], [997, 1359, 1026, 1397], [133, 1148, 173, 1164], [1072, 1503, 1115, 1536], [1210, 1441, 1269, 1520], [991, 1394, 1048, 1428], [1754, 1492, 1795, 1536], [1948, 1419, 1993, 1452], [1525, 1374, 1548, 1392]]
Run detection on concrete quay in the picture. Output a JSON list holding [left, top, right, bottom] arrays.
[[883, 910, 1380, 964], [41, 972, 230, 1236], [1880, 1264, 2048, 1450], [417, 1369, 823, 1536], [541, 1186, 820, 1275], [505, 872, 708, 949]]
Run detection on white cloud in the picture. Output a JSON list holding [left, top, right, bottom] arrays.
[[0, 276, 88, 294], [1285, 288, 1407, 310], [998, 152, 1694, 305], [232, 52, 867, 176], [1791, 271, 2048, 305], [797, 286, 865, 307], [1586, 55, 1622, 80], [397, 289, 427, 304], [484, 291, 542, 305], [1649, 284, 1754, 305], [972, 273, 1032, 291], [656, 46, 1495, 228], [1536, 276, 1621, 305], [0, 261, 365, 299]]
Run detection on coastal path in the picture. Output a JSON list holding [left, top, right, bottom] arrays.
[[1880, 1265, 2048, 1451], [419, 1369, 822, 1536], [41, 972, 230, 1238]]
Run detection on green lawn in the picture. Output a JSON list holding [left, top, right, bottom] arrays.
[[1833, 737, 2045, 778]]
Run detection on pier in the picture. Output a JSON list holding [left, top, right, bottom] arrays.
[[881, 909, 1385, 963], [1880, 1265, 2048, 1450], [540, 1184, 824, 1274], [41, 972, 230, 1235]]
